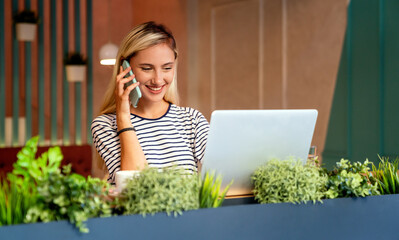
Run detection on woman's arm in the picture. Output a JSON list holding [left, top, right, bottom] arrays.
[[192, 110, 210, 167], [115, 66, 147, 170]]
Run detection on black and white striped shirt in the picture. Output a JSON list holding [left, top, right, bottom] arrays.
[[91, 104, 209, 183]]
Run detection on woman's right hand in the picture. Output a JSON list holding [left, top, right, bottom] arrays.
[[115, 66, 140, 128], [114, 66, 148, 171]]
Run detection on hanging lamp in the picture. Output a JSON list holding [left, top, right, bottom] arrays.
[[99, 0, 118, 65], [99, 43, 118, 65]]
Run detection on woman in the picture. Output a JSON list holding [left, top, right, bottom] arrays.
[[91, 22, 209, 184]]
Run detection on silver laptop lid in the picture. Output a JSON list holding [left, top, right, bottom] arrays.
[[201, 109, 318, 197]]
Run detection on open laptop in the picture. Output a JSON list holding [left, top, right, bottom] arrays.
[[201, 109, 318, 197]]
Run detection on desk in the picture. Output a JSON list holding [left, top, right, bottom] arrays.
[[0, 194, 398, 239]]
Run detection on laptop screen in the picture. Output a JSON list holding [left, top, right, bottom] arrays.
[[201, 109, 318, 197]]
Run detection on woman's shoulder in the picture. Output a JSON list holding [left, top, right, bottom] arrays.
[[170, 104, 208, 123], [170, 105, 204, 117]]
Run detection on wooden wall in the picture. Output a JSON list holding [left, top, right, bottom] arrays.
[[187, 0, 348, 162]]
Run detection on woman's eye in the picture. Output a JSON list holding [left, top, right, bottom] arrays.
[[163, 67, 172, 71], [141, 67, 152, 71]]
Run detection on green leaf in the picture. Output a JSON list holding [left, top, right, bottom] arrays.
[[199, 170, 231, 208]]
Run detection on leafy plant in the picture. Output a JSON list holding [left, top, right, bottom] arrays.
[[199, 171, 232, 208], [64, 52, 87, 65], [9, 136, 62, 188], [252, 158, 328, 204], [0, 136, 59, 226], [371, 156, 399, 194], [25, 165, 112, 233], [324, 159, 379, 198], [0, 136, 111, 233], [13, 10, 40, 24], [116, 168, 199, 217]]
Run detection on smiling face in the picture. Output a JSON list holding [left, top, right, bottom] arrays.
[[129, 43, 176, 106]]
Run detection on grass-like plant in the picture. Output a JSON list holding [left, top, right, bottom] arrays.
[[199, 171, 233, 208], [371, 156, 399, 195], [116, 167, 199, 217], [0, 178, 36, 226], [324, 159, 380, 198], [252, 158, 328, 204]]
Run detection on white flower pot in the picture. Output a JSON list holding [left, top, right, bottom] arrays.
[[65, 65, 86, 82], [16, 23, 37, 41]]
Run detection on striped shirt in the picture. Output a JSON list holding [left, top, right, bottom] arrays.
[[91, 104, 209, 183]]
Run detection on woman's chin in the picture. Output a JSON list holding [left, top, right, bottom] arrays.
[[140, 96, 167, 105]]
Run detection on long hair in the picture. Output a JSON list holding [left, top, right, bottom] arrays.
[[95, 22, 179, 177], [100, 21, 179, 115]]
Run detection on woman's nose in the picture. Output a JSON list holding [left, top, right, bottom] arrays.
[[152, 70, 164, 84]]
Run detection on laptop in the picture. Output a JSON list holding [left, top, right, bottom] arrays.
[[201, 109, 318, 197]]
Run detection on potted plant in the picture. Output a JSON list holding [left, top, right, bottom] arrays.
[[251, 158, 328, 204], [64, 52, 87, 82], [13, 10, 40, 41], [115, 167, 200, 217]]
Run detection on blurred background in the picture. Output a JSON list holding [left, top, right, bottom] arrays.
[[1, 0, 398, 177]]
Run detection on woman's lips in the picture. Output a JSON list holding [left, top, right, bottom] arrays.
[[146, 85, 164, 94]]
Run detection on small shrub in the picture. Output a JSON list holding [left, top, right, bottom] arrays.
[[116, 168, 199, 217], [325, 159, 380, 198], [252, 158, 328, 204]]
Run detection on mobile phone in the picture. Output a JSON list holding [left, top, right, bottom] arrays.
[[122, 60, 142, 108]]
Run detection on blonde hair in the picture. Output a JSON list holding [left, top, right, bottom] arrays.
[[100, 21, 179, 115], [95, 22, 179, 177]]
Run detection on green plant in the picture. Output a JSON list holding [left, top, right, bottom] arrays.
[[371, 156, 399, 194], [0, 136, 111, 233], [64, 52, 87, 65], [13, 10, 40, 24], [0, 178, 36, 226], [25, 165, 112, 233], [0, 136, 60, 226], [116, 168, 199, 217], [324, 159, 379, 198], [199, 171, 232, 208], [252, 158, 328, 204], [10, 136, 62, 188]]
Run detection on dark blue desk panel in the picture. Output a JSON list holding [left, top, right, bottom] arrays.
[[0, 194, 398, 240]]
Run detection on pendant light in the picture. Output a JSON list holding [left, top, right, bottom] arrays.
[[99, 0, 118, 65], [99, 43, 118, 65]]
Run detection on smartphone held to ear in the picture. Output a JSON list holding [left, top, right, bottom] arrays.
[[122, 60, 142, 108]]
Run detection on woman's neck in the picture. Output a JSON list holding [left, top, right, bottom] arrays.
[[130, 100, 170, 119]]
